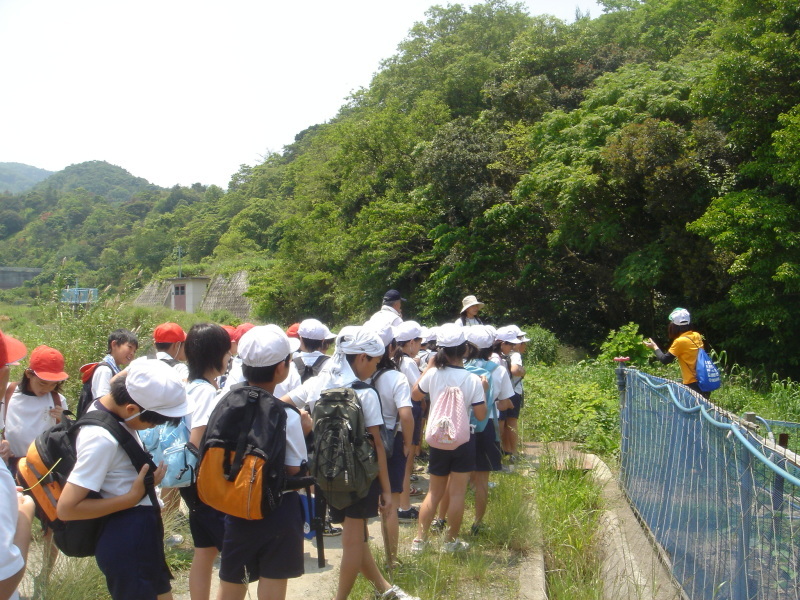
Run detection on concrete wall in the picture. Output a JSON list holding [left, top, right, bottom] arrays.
[[134, 272, 250, 319], [0, 267, 42, 289]]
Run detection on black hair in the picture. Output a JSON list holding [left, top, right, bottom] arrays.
[[668, 322, 694, 341], [109, 374, 179, 426], [393, 339, 419, 369], [185, 323, 231, 381], [154, 342, 174, 352], [465, 344, 493, 361], [108, 329, 138, 353], [433, 342, 467, 368], [376, 342, 398, 372], [19, 370, 64, 395], [300, 337, 324, 352], [242, 355, 291, 385]]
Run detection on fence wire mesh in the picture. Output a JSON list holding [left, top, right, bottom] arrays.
[[619, 368, 800, 600]]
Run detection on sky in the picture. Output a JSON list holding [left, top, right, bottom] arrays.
[[0, 0, 604, 189]]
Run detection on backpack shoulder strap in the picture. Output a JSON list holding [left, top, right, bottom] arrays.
[[76, 411, 158, 506], [312, 355, 330, 371], [292, 356, 305, 372]]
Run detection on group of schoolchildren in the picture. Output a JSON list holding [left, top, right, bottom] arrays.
[[0, 290, 529, 600]]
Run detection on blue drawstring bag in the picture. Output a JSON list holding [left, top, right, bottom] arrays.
[[695, 347, 721, 392], [139, 420, 198, 488]]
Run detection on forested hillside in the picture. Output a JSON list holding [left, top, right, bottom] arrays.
[[0, 162, 53, 194], [1, 0, 798, 375]]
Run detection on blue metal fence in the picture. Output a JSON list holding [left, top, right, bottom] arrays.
[[618, 368, 800, 600]]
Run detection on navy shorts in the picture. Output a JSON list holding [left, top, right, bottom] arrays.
[[411, 400, 423, 445], [474, 421, 502, 472], [182, 490, 226, 550], [95, 506, 172, 600], [499, 393, 523, 420], [328, 478, 381, 523], [219, 491, 304, 583], [387, 431, 406, 493], [428, 434, 477, 476]]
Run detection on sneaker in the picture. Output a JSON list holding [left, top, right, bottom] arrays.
[[470, 522, 486, 536], [410, 538, 429, 554], [413, 465, 425, 473], [409, 474, 419, 482], [377, 584, 421, 600], [409, 485, 423, 497], [323, 522, 343, 536], [165, 533, 184, 547], [443, 539, 470, 553], [398, 507, 419, 522], [430, 518, 447, 533]]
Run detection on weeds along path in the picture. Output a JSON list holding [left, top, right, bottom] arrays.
[[527, 441, 682, 600]]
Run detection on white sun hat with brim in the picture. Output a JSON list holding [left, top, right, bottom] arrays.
[[464, 325, 495, 350], [460, 295, 485, 313], [126, 359, 190, 418], [436, 323, 466, 348], [239, 325, 293, 368]]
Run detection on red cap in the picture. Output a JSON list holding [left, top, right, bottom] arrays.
[[286, 322, 301, 339], [232, 322, 255, 343], [153, 322, 187, 343], [29, 345, 69, 381], [221, 325, 237, 341], [0, 330, 27, 366]]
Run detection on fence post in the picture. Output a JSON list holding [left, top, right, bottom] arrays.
[[733, 425, 754, 600], [614, 358, 630, 484]]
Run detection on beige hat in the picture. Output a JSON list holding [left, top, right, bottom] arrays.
[[461, 295, 484, 313]]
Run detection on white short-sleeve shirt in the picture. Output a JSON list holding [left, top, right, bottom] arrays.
[[5, 388, 68, 457], [91, 362, 116, 401], [185, 379, 219, 431], [398, 355, 421, 389], [417, 365, 485, 414], [371, 369, 412, 431], [0, 462, 24, 584], [289, 376, 383, 428], [509, 351, 524, 394], [284, 405, 308, 467], [68, 417, 155, 507]]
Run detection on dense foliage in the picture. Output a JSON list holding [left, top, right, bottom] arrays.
[[0, 162, 53, 194], [2, 0, 800, 375]]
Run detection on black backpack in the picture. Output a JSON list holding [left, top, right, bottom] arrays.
[[293, 355, 330, 383], [16, 409, 159, 558], [196, 384, 293, 520], [76, 362, 114, 418]]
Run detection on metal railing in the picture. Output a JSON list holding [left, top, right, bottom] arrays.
[[618, 367, 800, 600]]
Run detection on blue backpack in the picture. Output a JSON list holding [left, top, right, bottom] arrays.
[[695, 347, 721, 392], [465, 360, 499, 433]]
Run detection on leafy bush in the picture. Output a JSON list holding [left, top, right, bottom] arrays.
[[521, 324, 558, 365], [597, 322, 651, 367]]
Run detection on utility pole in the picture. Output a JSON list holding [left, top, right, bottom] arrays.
[[175, 245, 183, 278]]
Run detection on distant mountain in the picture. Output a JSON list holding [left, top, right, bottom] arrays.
[[32, 160, 162, 203], [0, 162, 54, 194]]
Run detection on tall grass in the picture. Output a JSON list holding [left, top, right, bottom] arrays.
[[534, 455, 604, 600]]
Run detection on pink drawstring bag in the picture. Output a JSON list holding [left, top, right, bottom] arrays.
[[425, 386, 470, 450]]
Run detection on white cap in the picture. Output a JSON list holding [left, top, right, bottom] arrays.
[[395, 321, 423, 343], [495, 326, 522, 344], [239, 325, 293, 367], [126, 359, 189, 418], [465, 325, 495, 349], [423, 326, 438, 344], [436, 323, 466, 348], [508, 324, 530, 343], [669, 308, 690, 325], [298, 318, 335, 341], [364, 321, 395, 347]]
